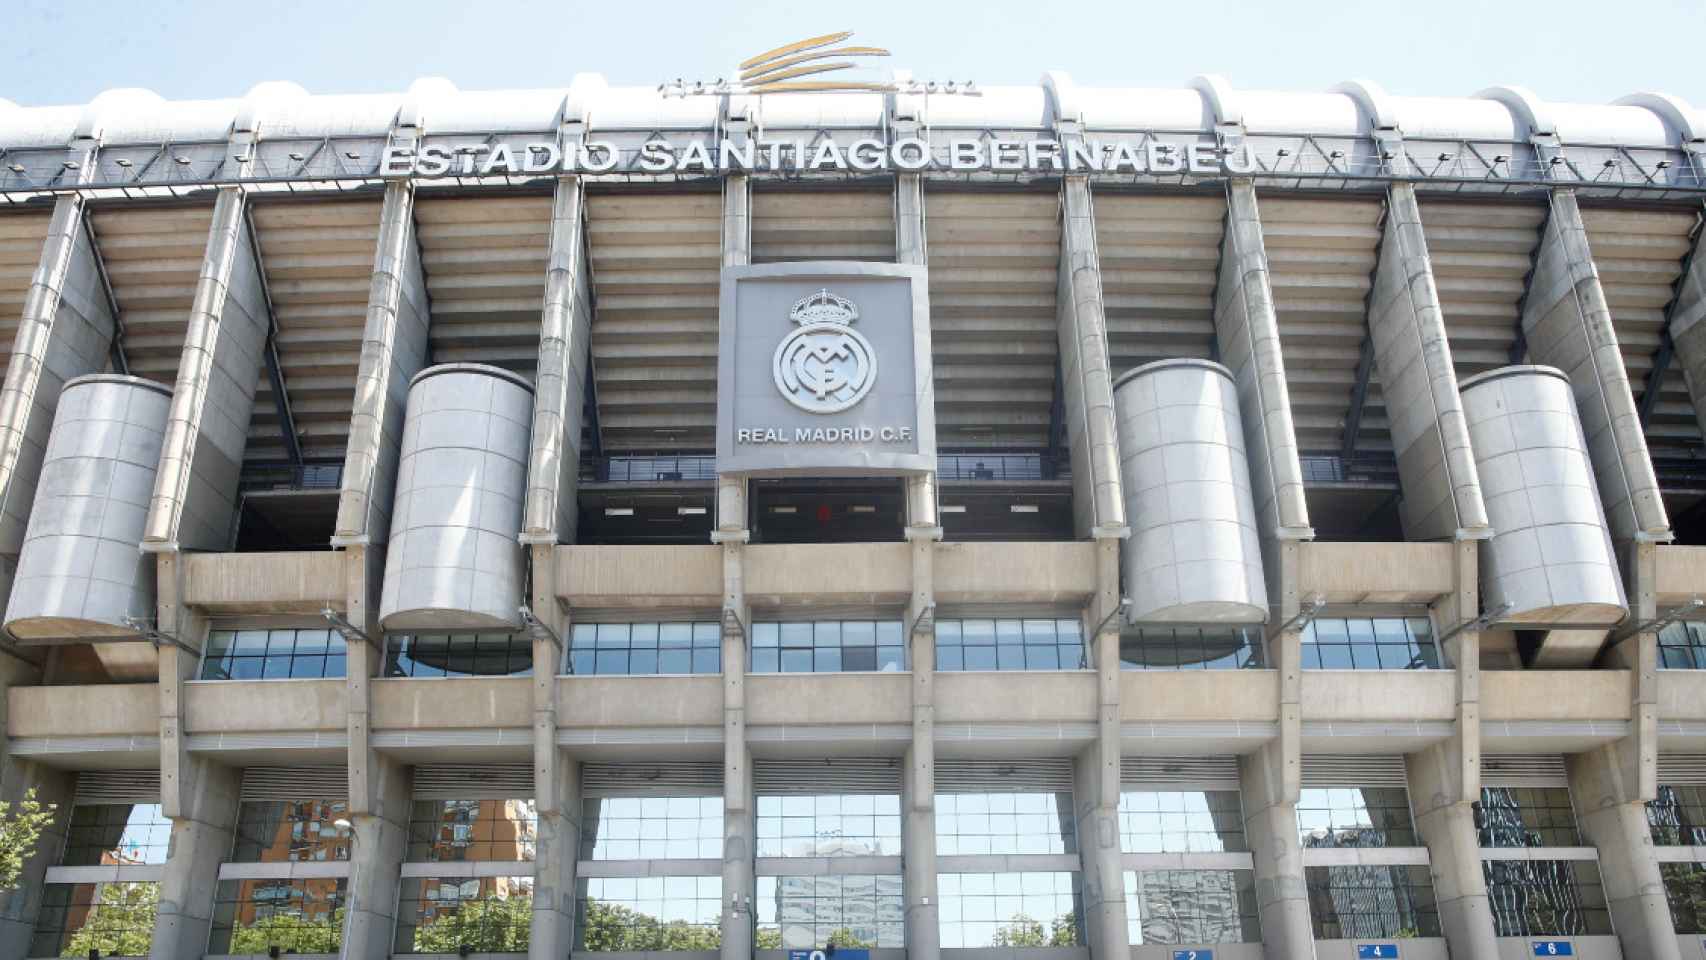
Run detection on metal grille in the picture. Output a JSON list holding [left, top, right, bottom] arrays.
[[1301, 755, 1409, 788], [239, 766, 348, 802], [1120, 756, 1241, 791], [754, 758, 902, 794], [1658, 755, 1706, 786], [936, 758, 1074, 794], [413, 764, 534, 800], [1481, 755, 1568, 788], [73, 770, 161, 805], [581, 761, 723, 797]]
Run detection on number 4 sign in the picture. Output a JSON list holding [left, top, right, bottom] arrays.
[[1357, 945, 1400, 958]]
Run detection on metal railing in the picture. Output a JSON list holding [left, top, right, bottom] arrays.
[[1299, 453, 1400, 487], [238, 462, 344, 492]]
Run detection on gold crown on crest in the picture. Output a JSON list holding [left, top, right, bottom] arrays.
[[789, 289, 859, 326]]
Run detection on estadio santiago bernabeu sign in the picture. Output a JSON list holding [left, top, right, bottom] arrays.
[[716, 262, 935, 476]]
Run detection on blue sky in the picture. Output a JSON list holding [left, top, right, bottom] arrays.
[[2, 0, 1702, 109]]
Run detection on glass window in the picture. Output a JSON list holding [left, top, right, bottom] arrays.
[[209, 878, 346, 955], [757, 793, 902, 857], [231, 799, 352, 863], [1120, 627, 1265, 670], [937, 792, 1076, 856], [578, 876, 722, 951], [938, 872, 1079, 948], [1649, 785, 1706, 846], [1661, 861, 1706, 934], [1482, 860, 1612, 936], [759, 874, 904, 949], [1658, 621, 1706, 669], [1124, 870, 1260, 945], [394, 876, 532, 954], [1119, 790, 1247, 853], [31, 882, 157, 958], [582, 795, 724, 860], [935, 619, 1086, 671], [386, 633, 532, 678], [1302, 617, 1440, 670], [1476, 787, 1583, 848], [1297, 787, 1419, 848], [750, 620, 906, 674], [202, 628, 345, 680], [567, 622, 721, 676], [1306, 865, 1440, 939], [407, 799, 537, 862], [61, 803, 171, 866]]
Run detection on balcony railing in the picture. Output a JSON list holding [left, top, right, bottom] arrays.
[[239, 462, 344, 492]]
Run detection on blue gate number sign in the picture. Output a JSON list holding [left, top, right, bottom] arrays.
[[1171, 952, 1213, 960], [1358, 945, 1400, 958], [790, 952, 871, 960], [1531, 942, 1573, 957]]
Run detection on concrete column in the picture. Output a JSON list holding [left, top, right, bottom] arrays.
[[716, 169, 756, 960], [531, 752, 581, 960], [332, 179, 430, 549], [150, 755, 240, 960], [1567, 745, 1679, 960], [341, 754, 409, 960], [1216, 180, 1313, 541], [1242, 537, 1311, 960], [1074, 537, 1127, 958], [521, 176, 589, 546], [1057, 176, 1126, 540], [0, 657, 73, 960], [1666, 203, 1706, 445], [528, 542, 579, 957], [1406, 539, 1500, 959], [903, 533, 939, 960], [1521, 189, 1671, 544], [0, 193, 116, 607], [142, 186, 271, 554], [1370, 184, 1491, 541]]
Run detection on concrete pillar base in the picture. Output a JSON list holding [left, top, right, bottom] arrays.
[[340, 754, 409, 960], [151, 758, 240, 960]]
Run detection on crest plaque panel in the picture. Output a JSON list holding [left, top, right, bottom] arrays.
[[717, 262, 934, 476]]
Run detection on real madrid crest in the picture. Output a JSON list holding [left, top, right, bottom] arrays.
[[772, 289, 876, 414]]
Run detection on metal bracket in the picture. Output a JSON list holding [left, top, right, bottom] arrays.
[[1093, 597, 1133, 638], [321, 606, 372, 647], [518, 605, 562, 648], [1437, 601, 1515, 646], [1277, 595, 1327, 634], [120, 616, 199, 656], [1613, 597, 1704, 642], [909, 601, 936, 637]]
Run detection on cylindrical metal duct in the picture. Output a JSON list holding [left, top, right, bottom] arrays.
[[1113, 359, 1267, 624], [380, 363, 533, 631], [5, 375, 172, 644], [1460, 365, 1627, 628]]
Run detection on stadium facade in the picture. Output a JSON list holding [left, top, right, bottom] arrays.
[[0, 60, 1705, 960]]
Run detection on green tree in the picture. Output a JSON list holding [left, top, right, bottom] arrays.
[[825, 927, 875, 949], [228, 908, 345, 955], [60, 881, 156, 958], [1049, 910, 1080, 946], [414, 895, 533, 953], [579, 899, 721, 952], [0, 788, 54, 890], [992, 914, 1046, 947]]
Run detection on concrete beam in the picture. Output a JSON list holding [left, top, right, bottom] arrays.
[[1215, 180, 1313, 541], [1664, 203, 1706, 456], [150, 755, 239, 960], [0, 194, 116, 612], [521, 176, 590, 546], [1371, 183, 1491, 542], [532, 749, 582, 958], [331, 179, 430, 548], [142, 186, 271, 553], [1521, 189, 1670, 545], [1567, 745, 1680, 960], [340, 754, 408, 960]]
